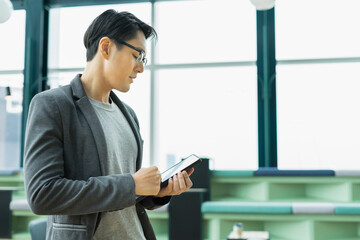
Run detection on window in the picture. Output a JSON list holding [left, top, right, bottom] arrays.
[[276, 0, 360, 169], [156, 67, 258, 170], [48, 3, 152, 69], [154, 0, 258, 170], [277, 63, 360, 169], [0, 10, 26, 170], [276, 0, 360, 60], [17, 0, 360, 171], [47, 3, 152, 166], [47, 1, 258, 170], [156, 0, 256, 64]]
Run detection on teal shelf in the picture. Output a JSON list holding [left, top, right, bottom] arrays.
[[148, 211, 169, 239], [206, 173, 360, 240], [211, 170, 254, 177], [11, 231, 31, 239], [4, 172, 360, 240], [203, 214, 360, 240], [211, 176, 360, 202]]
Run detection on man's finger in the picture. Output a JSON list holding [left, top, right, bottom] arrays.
[[183, 171, 193, 188], [178, 172, 185, 190], [167, 177, 173, 192], [172, 174, 179, 193], [186, 168, 194, 176]]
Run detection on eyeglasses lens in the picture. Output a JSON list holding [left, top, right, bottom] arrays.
[[138, 52, 147, 65]]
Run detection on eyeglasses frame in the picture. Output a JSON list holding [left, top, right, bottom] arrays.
[[112, 38, 147, 65]]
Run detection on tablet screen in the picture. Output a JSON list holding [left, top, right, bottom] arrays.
[[161, 154, 201, 184]]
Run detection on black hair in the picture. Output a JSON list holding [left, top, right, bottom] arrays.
[[83, 9, 157, 61]]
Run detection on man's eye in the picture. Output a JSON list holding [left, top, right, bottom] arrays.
[[133, 54, 138, 59]]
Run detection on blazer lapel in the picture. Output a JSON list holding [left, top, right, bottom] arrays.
[[70, 74, 108, 175]]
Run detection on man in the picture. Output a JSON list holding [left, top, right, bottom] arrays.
[[24, 9, 193, 240]]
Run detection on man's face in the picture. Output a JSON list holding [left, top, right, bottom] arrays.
[[104, 30, 147, 93]]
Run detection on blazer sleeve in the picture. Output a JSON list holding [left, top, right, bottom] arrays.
[[24, 92, 136, 215]]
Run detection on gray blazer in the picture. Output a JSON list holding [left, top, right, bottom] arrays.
[[24, 74, 170, 240]]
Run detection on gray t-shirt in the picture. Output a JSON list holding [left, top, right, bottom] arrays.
[[89, 97, 145, 240]]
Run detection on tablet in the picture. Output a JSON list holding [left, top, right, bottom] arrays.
[[135, 154, 201, 203], [160, 154, 201, 187]]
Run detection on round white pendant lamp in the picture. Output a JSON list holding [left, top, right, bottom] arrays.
[[0, 0, 14, 23], [249, 0, 275, 10]]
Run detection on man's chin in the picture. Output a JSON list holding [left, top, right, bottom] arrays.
[[116, 86, 131, 93]]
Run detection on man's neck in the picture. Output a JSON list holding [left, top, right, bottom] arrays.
[[81, 60, 111, 104]]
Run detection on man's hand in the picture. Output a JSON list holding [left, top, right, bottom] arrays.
[[156, 168, 194, 198], [132, 166, 161, 196]]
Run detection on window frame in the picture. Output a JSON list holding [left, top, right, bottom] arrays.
[[19, 0, 360, 171]]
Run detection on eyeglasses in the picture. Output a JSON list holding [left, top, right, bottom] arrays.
[[113, 39, 147, 65]]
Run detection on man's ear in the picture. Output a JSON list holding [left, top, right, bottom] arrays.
[[98, 37, 111, 60]]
